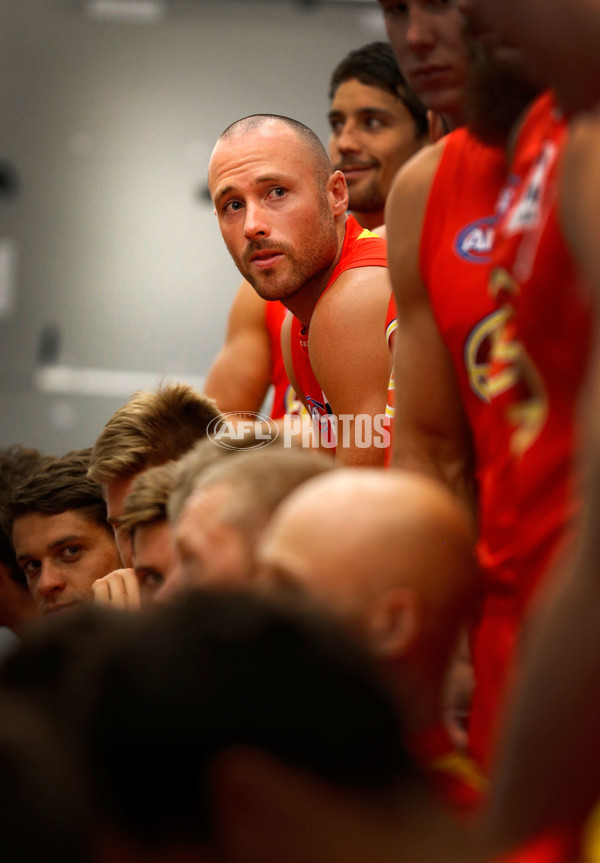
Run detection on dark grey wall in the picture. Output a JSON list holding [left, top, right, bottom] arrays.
[[0, 0, 385, 454]]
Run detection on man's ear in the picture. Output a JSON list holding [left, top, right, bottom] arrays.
[[367, 587, 423, 660], [327, 170, 349, 216]]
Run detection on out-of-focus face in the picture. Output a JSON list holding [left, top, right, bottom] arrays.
[[209, 121, 345, 305], [13, 510, 121, 615], [103, 476, 135, 568], [459, 0, 600, 112], [155, 484, 253, 604], [328, 79, 424, 229], [132, 520, 175, 608], [377, 0, 469, 123]]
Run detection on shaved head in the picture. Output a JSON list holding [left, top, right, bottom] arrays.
[[212, 114, 333, 192], [258, 468, 475, 652]]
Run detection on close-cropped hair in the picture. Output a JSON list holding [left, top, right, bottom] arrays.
[[193, 446, 335, 538], [88, 382, 222, 484], [167, 430, 286, 525], [0, 445, 51, 585], [215, 114, 333, 185], [329, 41, 429, 139], [119, 461, 177, 537], [2, 448, 109, 541]]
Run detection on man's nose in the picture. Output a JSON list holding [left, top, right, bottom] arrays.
[[406, 6, 437, 53], [335, 122, 362, 155], [243, 200, 271, 240], [36, 561, 66, 597]]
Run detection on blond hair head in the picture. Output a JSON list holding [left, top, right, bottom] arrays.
[[89, 383, 222, 484]]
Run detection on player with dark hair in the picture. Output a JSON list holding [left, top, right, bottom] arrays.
[[3, 448, 121, 615]]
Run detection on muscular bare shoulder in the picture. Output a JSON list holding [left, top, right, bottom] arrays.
[[387, 137, 447, 216], [309, 265, 392, 427], [385, 138, 447, 312]]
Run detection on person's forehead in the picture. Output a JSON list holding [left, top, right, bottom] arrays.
[[133, 519, 170, 555], [330, 79, 404, 115], [175, 484, 231, 545], [210, 127, 309, 191], [103, 476, 135, 518], [13, 509, 101, 552]]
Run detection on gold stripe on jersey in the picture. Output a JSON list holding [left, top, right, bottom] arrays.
[[429, 751, 488, 794]]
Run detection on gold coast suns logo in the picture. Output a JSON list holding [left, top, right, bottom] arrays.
[[465, 269, 548, 454]]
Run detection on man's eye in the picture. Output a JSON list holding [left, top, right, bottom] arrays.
[[268, 187, 286, 200], [381, 3, 408, 18], [62, 545, 82, 561], [364, 117, 385, 131], [223, 200, 243, 214], [138, 570, 164, 589], [22, 560, 40, 579], [329, 119, 344, 135]]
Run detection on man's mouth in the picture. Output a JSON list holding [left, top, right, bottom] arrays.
[[248, 250, 284, 269], [337, 162, 377, 181], [410, 65, 452, 87], [44, 601, 77, 615]]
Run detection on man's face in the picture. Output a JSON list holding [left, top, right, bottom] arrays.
[[13, 510, 121, 615], [103, 476, 135, 568], [462, 28, 539, 147], [460, 0, 600, 112], [377, 0, 469, 122], [132, 520, 175, 608], [155, 484, 253, 604], [328, 79, 424, 226], [209, 123, 343, 305]]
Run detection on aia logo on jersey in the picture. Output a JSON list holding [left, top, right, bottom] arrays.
[[454, 216, 496, 263]]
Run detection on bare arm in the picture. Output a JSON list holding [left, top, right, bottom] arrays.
[[203, 280, 272, 417], [308, 266, 393, 467], [386, 142, 476, 516]]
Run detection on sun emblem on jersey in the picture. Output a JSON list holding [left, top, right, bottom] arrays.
[[464, 307, 512, 403], [488, 268, 548, 455]]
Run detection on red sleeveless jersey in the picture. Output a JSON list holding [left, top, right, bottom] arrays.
[[288, 214, 388, 445], [420, 128, 509, 486], [469, 92, 593, 766], [264, 300, 305, 420], [484, 90, 591, 613]]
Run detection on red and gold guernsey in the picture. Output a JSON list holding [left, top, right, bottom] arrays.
[[288, 214, 388, 445], [469, 91, 593, 766], [420, 127, 510, 490], [384, 294, 398, 467], [264, 300, 290, 420], [409, 722, 486, 818], [264, 300, 305, 420]]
